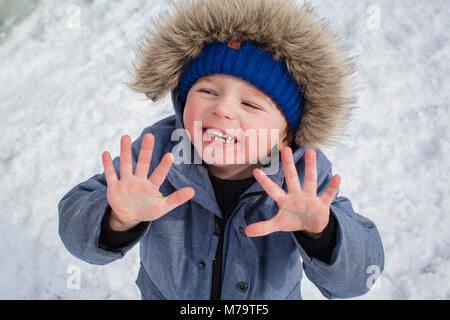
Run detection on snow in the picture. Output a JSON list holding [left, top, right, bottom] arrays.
[[0, 0, 449, 299]]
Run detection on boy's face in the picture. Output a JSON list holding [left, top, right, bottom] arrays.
[[183, 73, 292, 179]]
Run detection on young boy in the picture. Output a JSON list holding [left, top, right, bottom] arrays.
[[58, 0, 384, 300]]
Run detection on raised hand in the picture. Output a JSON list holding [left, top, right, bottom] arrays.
[[245, 147, 341, 238], [102, 133, 195, 231]]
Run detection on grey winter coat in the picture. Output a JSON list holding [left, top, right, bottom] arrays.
[[58, 88, 384, 299]]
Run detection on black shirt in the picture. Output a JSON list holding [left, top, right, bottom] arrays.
[[208, 171, 257, 220]]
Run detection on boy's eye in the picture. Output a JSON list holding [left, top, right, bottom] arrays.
[[199, 89, 216, 95], [242, 102, 262, 110]]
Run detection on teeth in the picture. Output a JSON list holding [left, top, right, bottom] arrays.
[[225, 136, 235, 143], [206, 128, 225, 137], [205, 128, 236, 143]]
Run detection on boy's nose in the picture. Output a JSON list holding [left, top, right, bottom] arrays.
[[212, 100, 236, 120]]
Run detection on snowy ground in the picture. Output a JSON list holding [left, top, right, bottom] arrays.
[[0, 0, 449, 300]]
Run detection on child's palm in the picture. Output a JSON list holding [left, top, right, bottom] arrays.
[[102, 134, 195, 227], [107, 174, 166, 223], [268, 191, 332, 234], [245, 148, 340, 238]]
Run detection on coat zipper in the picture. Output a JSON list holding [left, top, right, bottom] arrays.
[[210, 191, 266, 300]]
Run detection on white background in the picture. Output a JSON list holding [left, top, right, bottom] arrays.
[[0, 0, 449, 299]]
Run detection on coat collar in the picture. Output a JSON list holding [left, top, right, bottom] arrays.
[[166, 88, 307, 218]]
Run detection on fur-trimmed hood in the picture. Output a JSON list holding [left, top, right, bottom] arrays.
[[129, 0, 355, 149]]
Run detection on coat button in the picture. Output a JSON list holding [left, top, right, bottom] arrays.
[[199, 260, 206, 268], [239, 227, 246, 237], [237, 281, 248, 292]]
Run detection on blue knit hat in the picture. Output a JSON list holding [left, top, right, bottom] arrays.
[[179, 40, 304, 132]]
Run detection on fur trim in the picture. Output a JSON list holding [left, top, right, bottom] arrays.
[[129, 0, 356, 149]]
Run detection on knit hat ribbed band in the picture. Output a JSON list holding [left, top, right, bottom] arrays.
[[179, 40, 304, 132]]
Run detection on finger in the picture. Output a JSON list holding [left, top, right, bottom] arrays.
[[253, 168, 286, 202], [245, 218, 279, 237], [160, 187, 195, 215], [102, 151, 118, 186], [149, 153, 173, 189], [320, 174, 341, 206], [135, 133, 154, 178], [120, 135, 133, 179], [303, 149, 318, 196], [282, 147, 302, 193]]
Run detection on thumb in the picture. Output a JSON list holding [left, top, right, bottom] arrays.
[[245, 218, 280, 237], [161, 187, 195, 215]]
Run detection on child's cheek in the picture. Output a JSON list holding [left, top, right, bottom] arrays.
[[182, 104, 199, 142]]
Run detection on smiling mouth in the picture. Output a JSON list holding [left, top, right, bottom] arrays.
[[202, 128, 238, 144]]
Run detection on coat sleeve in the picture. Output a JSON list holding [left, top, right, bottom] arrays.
[[292, 150, 385, 299], [58, 130, 150, 265]]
